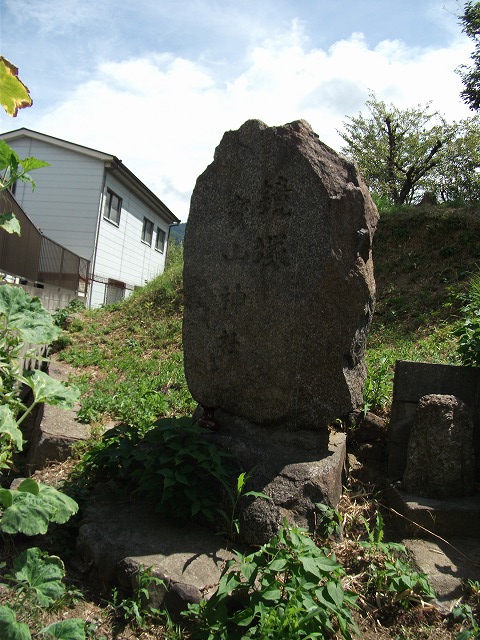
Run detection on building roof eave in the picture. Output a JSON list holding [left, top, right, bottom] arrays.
[[1, 127, 115, 162], [1, 128, 180, 225], [108, 159, 179, 225]]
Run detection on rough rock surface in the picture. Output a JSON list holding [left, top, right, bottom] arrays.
[[76, 485, 235, 616], [404, 538, 480, 611], [183, 119, 378, 431], [24, 358, 90, 472], [403, 394, 475, 498], [205, 410, 347, 545]]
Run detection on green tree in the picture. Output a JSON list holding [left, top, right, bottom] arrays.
[[339, 92, 445, 205], [457, 1, 480, 111], [425, 115, 480, 203]]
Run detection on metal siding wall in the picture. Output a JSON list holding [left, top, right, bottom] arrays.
[[3, 139, 103, 261]]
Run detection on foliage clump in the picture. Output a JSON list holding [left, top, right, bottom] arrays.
[[77, 417, 237, 525], [455, 270, 480, 367], [339, 92, 480, 206], [458, 1, 480, 111], [186, 522, 359, 640]]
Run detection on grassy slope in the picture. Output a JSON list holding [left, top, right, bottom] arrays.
[[58, 243, 195, 428], [366, 204, 480, 411]]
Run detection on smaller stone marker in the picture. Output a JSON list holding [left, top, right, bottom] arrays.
[[183, 119, 378, 431], [403, 394, 476, 499]]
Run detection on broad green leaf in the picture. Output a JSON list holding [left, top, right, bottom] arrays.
[[0, 140, 19, 171], [0, 605, 31, 640], [240, 561, 257, 580], [0, 491, 52, 535], [13, 547, 65, 607], [268, 558, 288, 572], [0, 482, 78, 535], [35, 484, 79, 524], [0, 405, 24, 450], [0, 213, 21, 235], [0, 285, 59, 344], [40, 619, 85, 640], [0, 488, 13, 508], [231, 608, 256, 627], [0, 57, 33, 117], [19, 157, 50, 173], [302, 553, 339, 574], [25, 370, 80, 409], [326, 580, 344, 607], [17, 478, 40, 495], [261, 587, 282, 601], [299, 556, 324, 580], [17, 173, 36, 190]]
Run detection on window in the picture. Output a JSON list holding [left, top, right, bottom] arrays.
[[103, 189, 122, 225], [104, 279, 126, 305], [155, 227, 166, 253], [141, 217, 154, 245]]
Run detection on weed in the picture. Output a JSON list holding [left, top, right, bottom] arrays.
[[59, 344, 107, 368], [452, 580, 480, 640], [363, 355, 393, 414], [315, 502, 343, 540], [453, 603, 480, 640], [359, 513, 436, 609], [77, 418, 237, 525], [185, 522, 359, 640], [372, 556, 436, 608], [455, 270, 480, 367], [52, 299, 85, 328], [217, 470, 272, 540], [110, 565, 165, 628]]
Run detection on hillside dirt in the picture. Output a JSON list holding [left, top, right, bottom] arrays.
[[372, 205, 480, 332]]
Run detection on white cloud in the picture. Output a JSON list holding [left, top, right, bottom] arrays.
[[29, 21, 473, 221]]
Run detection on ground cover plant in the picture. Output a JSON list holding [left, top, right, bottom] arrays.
[[2, 204, 480, 639], [185, 522, 360, 640]]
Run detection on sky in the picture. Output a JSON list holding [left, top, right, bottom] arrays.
[[0, 0, 475, 221]]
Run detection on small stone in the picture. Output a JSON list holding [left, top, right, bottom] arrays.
[[403, 394, 475, 498]]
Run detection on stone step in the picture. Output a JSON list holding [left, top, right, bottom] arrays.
[[76, 488, 236, 616], [386, 483, 480, 539], [404, 537, 480, 612], [25, 356, 114, 472]]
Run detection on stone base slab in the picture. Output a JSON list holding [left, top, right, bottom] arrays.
[[386, 483, 480, 539], [76, 487, 235, 616]]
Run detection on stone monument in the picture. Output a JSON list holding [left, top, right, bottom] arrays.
[[403, 394, 476, 499], [183, 119, 378, 432], [182, 119, 379, 543]]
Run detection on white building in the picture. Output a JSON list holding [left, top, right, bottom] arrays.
[[1, 128, 179, 307]]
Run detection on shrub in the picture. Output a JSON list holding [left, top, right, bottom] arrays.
[[455, 271, 480, 366]]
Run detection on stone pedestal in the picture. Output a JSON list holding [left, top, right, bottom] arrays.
[[207, 410, 347, 545]]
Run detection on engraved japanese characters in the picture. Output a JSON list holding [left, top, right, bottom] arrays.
[[183, 119, 378, 431]]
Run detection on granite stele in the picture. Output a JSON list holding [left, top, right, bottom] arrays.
[[183, 119, 378, 432]]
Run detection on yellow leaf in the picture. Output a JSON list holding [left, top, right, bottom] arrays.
[[0, 56, 33, 117]]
